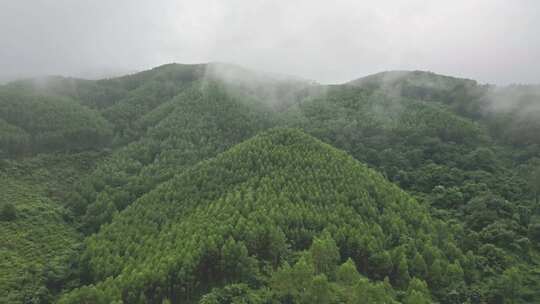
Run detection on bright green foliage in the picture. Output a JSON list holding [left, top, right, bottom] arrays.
[[199, 284, 266, 304], [336, 259, 362, 285], [403, 278, 431, 304], [309, 232, 340, 276], [428, 259, 444, 289], [72, 82, 277, 233], [61, 129, 453, 303], [303, 274, 335, 304], [272, 252, 399, 303], [0, 176, 80, 303], [395, 255, 411, 288], [0, 152, 102, 303], [410, 252, 428, 279], [282, 74, 540, 302], [271, 257, 315, 301]]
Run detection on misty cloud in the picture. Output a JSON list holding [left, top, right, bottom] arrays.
[[1, 0, 539, 84]]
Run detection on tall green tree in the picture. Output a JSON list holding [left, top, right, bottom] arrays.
[[336, 259, 362, 286], [495, 267, 523, 304], [410, 252, 428, 280], [403, 278, 431, 304], [310, 233, 340, 276], [303, 274, 336, 304], [395, 255, 411, 288]]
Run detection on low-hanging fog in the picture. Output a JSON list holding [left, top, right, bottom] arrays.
[[1, 0, 539, 85]]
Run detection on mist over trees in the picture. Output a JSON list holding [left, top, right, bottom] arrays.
[[1, 63, 540, 303]]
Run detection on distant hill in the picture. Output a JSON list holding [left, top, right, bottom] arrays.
[[0, 87, 113, 156], [349, 70, 540, 146], [349, 70, 477, 91]]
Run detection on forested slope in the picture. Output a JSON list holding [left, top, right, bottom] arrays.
[[0, 152, 103, 303], [0, 88, 112, 156], [1, 63, 539, 303], [285, 79, 540, 302], [69, 81, 278, 233], [61, 128, 465, 303]]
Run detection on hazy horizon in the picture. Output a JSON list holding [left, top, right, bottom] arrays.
[[1, 1, 539, 85], [0, 62, 488, 86]]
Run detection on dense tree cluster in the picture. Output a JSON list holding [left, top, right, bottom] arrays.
[[0, 89, 113, 156], [1, 64, 539, 303], [0, 171, 81, 303], [59, 129, 467, 303], [68, 83, 277, 233], [285, 80, 540, 302]]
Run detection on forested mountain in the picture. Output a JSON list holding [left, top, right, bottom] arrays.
[[1, 63, 539, 303], [0, 88, 112, 156], [62, 128, 457, 303], [72, 82, 277, 234]]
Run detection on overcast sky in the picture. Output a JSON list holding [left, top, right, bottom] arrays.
[[1, 0, 539, 84]]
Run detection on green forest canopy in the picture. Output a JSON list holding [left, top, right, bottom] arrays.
[[1, 63, 539, 303]]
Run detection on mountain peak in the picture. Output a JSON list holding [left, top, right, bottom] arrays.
[[70, 127, 449, 303], [348, 70, 478, 89]]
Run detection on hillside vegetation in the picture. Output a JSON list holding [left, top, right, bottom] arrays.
[[0, 152, 103, 303], [61, 129, 458, 303], [1, 63, 539, 303]]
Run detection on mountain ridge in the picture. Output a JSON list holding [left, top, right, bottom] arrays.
[[1, 62, 539, 303], [3, 63, 498, 88]]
